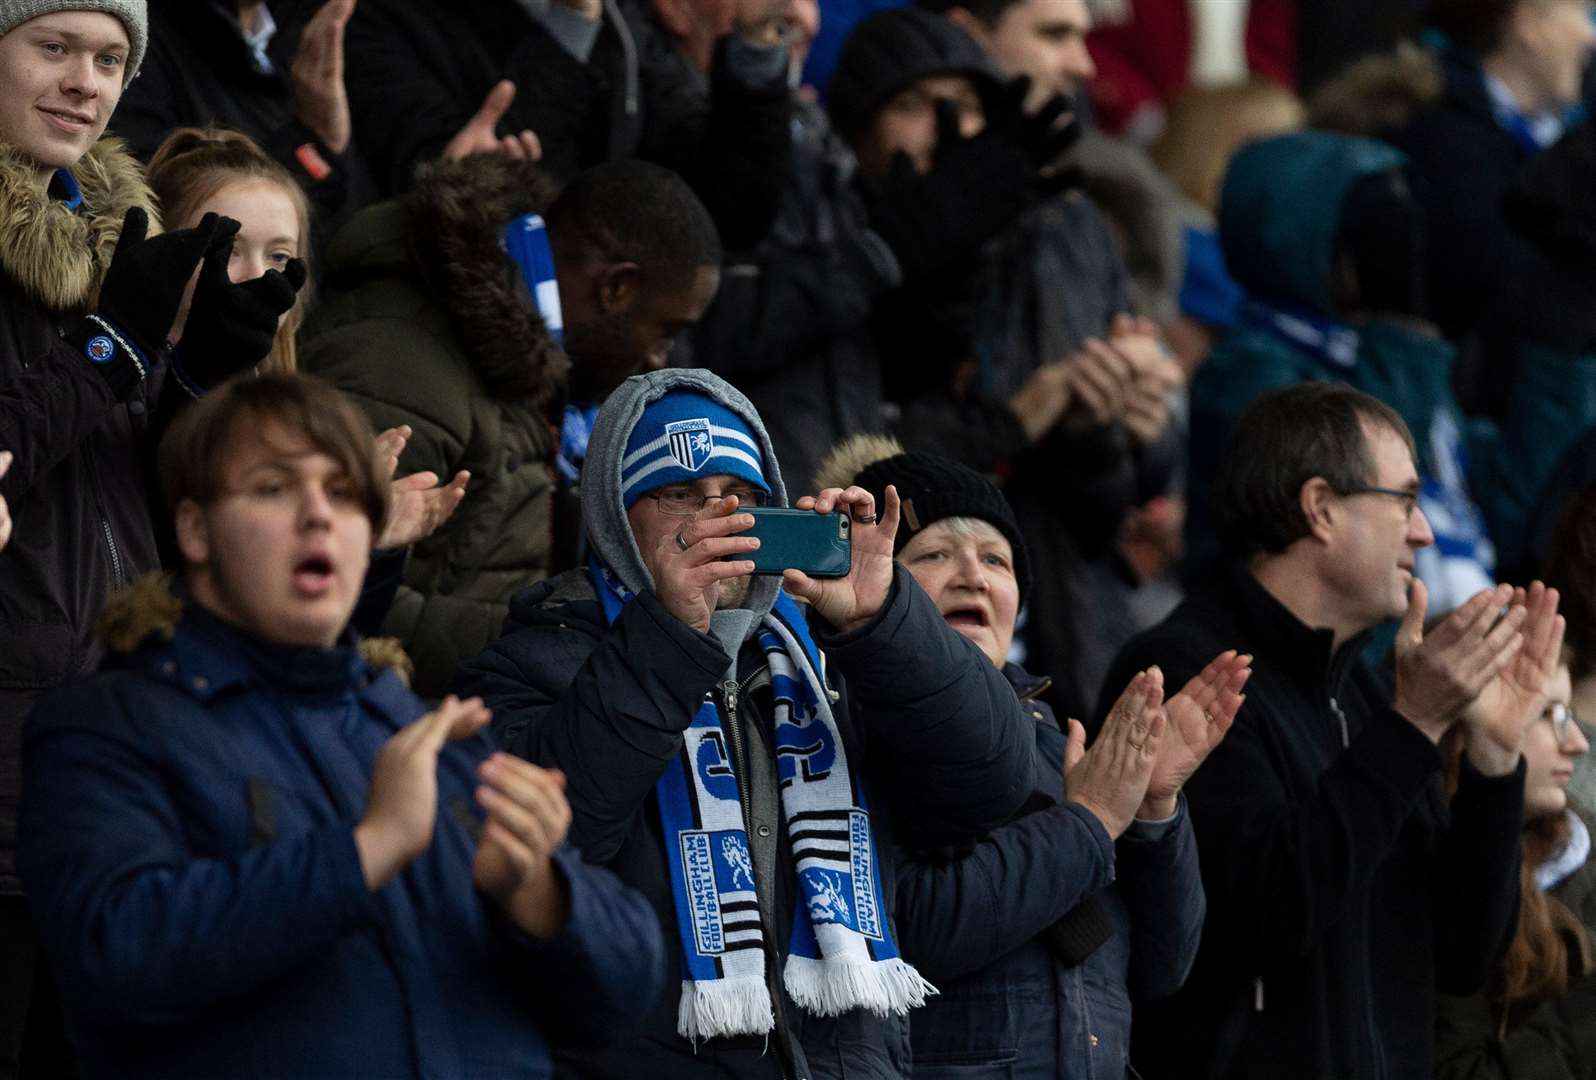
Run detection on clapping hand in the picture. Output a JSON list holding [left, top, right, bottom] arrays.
[[354, 696, 492, 889], [1066, 668, 1166, 840], [371, 426, 470, 550], [1392, 581, 1528, 745], [473, 754, 572, 938], [1141, 650, 1251, 818], [0, 451, 12, 552], [784, 485, 901, 633], [1461, 581, 1565, 775], [443, 81, 542, 162], [291, 0, 357, 154]]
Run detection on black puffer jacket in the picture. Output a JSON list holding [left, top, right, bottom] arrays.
[[0, 140, 164, 895], [453, 565, 1040, 1079]]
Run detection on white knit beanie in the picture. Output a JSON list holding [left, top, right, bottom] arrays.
[[0, 0, 148, 78]]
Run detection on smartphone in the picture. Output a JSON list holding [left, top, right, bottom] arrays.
[[743, 508, 852, 577]]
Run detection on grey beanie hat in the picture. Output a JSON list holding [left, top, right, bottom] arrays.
[[0, 0, 148, 78]]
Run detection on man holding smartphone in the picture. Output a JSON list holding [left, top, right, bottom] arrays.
[[453, 366, 1042, 1079]]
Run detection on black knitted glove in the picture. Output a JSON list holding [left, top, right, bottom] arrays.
[[172, 243, 307, 397], [864, 77, 1081, 282], [67, 208, 234, 400]]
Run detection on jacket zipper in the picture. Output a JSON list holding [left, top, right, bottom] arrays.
[[1328, 694, 1384, 1079], [719, 677, 755, 832], [83, 449, 126, 587]]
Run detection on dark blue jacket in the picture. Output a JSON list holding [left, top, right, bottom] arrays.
[[454, 565, 1041, 1079], [895, 664, 1204, 1079], [18, 600, 666, 1080]]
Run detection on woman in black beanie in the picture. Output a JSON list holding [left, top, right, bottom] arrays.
[[818, 434, 1249, 1080]]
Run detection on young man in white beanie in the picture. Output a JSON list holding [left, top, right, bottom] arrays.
[[0, 3, 303, 1073]]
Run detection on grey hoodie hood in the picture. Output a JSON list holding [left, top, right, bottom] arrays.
[[583, 368, 788, 641]]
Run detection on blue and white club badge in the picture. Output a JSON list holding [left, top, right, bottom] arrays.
[[666, 417, 714, 472], [85, 335, 115, 365]]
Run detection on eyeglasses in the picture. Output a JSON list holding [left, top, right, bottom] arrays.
[[1340, 486, 1420, 518], [1543, 702, 1586, 745], [642, 485, 769, 516]]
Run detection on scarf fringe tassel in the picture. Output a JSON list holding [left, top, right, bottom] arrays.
[[784, 956, 938, 1018]]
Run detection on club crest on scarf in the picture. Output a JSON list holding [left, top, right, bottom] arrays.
[[666, 417, 714, 472]]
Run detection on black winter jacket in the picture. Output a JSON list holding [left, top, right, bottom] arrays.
[[112, 0, 374, 249], [0, 141, 164, 895], [888, 193, 1179, 718], [453, 565, 1041, 1079], [690, 100, 900, 493], [342, 0, 789, 249], [1101, 563, 1525, 1080]]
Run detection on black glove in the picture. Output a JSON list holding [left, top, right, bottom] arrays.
[[172, 241, 307, 397], [864, 76, 1081, 282], [68, 208, 233, 400]]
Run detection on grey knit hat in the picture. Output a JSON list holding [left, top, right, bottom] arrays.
[[0, 0, 148, 78]]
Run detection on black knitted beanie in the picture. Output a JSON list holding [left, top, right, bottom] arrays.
[[853, 451, 1031, 602], [826, 8, 1000, 142]]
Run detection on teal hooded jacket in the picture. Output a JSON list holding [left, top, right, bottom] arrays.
[[1187, 131, 1596, 597]]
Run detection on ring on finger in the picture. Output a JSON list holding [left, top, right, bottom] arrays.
[[675, 531, 690, 552], [855, 512, 878, 526]]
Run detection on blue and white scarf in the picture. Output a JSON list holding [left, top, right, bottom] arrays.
[[588, 559, 934, 1041]]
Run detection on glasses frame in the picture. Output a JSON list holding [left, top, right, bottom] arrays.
[[640, 485, 770, 516], [1543, 702, 1587, 746], [1339, 485, 1420, 517]]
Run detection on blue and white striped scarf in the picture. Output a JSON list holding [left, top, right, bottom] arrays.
[[588, 558, 934, 1041]]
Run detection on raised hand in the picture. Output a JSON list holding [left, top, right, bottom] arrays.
[[0, 451, 11, 552], [442, 80, 542, 163], [291, 0, 357, 154], [1066, 668, 1166, 839], [473, 753, 573, 937], [1462, 581, 1565, 774], [96, 209, 232, 362], [784, 485, 901, 633], [354, 696, 492, 889], [1142, 650, 1251, 817], [1392, 581, 1527, 744], [645, 495, 759, 634]]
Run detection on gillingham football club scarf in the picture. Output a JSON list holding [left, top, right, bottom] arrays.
[[587, 558, 934, 1041]]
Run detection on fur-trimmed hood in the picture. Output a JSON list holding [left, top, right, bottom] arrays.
[[1308, 42, 1444, 140], [0, 137, 157, 313], [322, 155, 568, 406], [97, 572, 415, 686]]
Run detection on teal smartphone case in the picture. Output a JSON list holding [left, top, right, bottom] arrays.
[[744, 509, 852, 577]]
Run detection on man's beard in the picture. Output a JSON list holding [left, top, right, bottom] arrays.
[[715, 574, 754, 610]]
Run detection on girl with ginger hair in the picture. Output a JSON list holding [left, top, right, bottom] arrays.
[[147, 126, 311, 374]]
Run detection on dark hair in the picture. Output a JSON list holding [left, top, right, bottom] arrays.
[[544, 160, 722, 285], [158, 373, 387, 536], [1544, 485, 1596, 679], [914, 0, 1023, 24], [1213, 382, 1416, 557], [1425, 0, 1521, 56]]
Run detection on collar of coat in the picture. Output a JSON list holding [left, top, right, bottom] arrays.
[[401, 155, 569, 407], [97, 571, 415, 689], [0, 138, 158, 313]]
